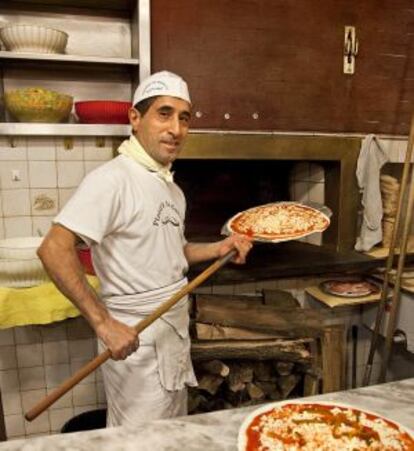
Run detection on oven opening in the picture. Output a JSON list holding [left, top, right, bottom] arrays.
[[174, 159, 295, 241]]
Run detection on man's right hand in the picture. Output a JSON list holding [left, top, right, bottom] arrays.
[[95, 317, 139, 360]]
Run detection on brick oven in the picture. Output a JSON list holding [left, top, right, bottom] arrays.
[[178, 132, 362, 250], [177, 132, 378, 285], [173, 131, 371, 413]]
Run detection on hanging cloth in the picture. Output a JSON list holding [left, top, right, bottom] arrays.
[[355, 134, 389, 251]]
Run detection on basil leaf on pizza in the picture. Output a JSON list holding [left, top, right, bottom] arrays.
[[227, 202, 330, 242]]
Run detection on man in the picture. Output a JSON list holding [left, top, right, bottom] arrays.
[[38, 71, 252, 427]]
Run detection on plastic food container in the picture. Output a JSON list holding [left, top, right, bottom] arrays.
[[75, 100, 132, 124], [0, 24, 68, 54]]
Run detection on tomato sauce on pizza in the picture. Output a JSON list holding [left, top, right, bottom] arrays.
[[243, 403, 414, 450], [228, 203, 329, 241]]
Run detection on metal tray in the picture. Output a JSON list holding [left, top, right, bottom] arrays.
[[221, 201, 332, 244], [319, 278, 380, 298]]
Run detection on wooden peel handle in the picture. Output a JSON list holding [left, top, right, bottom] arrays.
[[25, 249, 237, 422]]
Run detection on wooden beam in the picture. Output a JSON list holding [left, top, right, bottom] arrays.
[[191, 339, 311, 363], [195, 295, 327, 337], [321, 325, 347, 393]]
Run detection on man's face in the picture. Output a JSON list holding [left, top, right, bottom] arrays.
[[129, 96, 191, 165]]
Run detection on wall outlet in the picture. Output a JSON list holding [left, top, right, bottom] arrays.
[[12, 169, 21, 181]]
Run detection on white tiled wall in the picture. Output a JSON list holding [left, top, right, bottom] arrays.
[[289, 162, 325, 245], [380, 138, 410, 163], [0, 136, 115, 239], [0, 135, 114, 439], [0, 318, 105, 440]]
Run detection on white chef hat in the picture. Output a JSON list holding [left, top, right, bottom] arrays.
[[132, 71, 191, 106]]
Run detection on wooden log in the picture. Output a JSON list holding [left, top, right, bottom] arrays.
[[195, 295, 326, 337], [277, 374, 301, 399], [253, 361, 274, 381], [273, 361, 295, 376], [321, 325, 346, 393], [187, 389, 208, 413], [199, 359, 230, 377], [196, 322, 284, 340], [237, 362, 254, 383], [225, 388, 249, 405], [227, 362, 253, 392], [255, 381, 281, 400], [227, 377, 246, 393], [197, 373, 224, 395], [246, 382, 265, 401], [303, 373, 319, 397], [262, 289, 301, 308], [191, 339, 312, 362]]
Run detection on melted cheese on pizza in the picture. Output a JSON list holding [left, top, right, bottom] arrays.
[[230, 203, 329, 239], [245, 404, 413, 451]]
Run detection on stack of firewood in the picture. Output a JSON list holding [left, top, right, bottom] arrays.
[[187, 290, 328, 414], [189, 357, 305, 414], [380, 174, 400, 248]]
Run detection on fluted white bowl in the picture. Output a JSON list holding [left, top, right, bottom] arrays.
[[0, 24, 68, 54], [0, 237, 44, 260], [0, 258, 50, 288]]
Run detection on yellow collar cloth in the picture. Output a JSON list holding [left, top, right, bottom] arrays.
[[117, 135, 174, 183], [0, 276, 99, 329]]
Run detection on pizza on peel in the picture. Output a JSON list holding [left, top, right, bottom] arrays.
[[226, 202, 330, 242], [238, 401, 414, 451]]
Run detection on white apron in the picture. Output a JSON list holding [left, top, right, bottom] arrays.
[[99, 278, 197, 427]]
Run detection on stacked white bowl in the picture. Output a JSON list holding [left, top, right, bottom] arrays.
[[0, 237, 50, 288], [0, 24, 68, 54]]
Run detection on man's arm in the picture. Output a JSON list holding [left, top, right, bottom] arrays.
[[184, 234, 252, 266], [37, 224, 138, 360]]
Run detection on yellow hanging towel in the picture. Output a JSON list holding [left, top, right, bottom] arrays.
[[0, 276, 99, 329]]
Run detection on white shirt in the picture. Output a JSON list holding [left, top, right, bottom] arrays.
[[54, 154, 189, 299]]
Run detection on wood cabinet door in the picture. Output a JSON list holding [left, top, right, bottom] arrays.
[[151, 0, 414, 134]]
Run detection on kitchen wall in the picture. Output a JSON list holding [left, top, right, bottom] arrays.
[[0, 136, 115, 239], [0, 318, 105, 439], [0, 135, 115, 439], [0, 136, 325, 241], [1, 135, 414, 440]]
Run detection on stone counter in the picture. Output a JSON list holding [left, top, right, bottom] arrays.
[[2, 378, 413, 451]]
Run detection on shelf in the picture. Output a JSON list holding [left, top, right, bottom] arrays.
[[6, 0, 135, 12], [363, 236, 414, 259], [188, 241, 380, 284], [0, 123, 130, 136], [0, 51, 139, 67], [305, 285, 380, 308]]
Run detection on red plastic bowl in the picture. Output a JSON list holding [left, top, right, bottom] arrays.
[[76, 247, 96, 275], [75, 100, 132, 124]]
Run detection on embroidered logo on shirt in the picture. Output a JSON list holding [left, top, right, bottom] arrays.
[[153, 201, 181, 227]]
